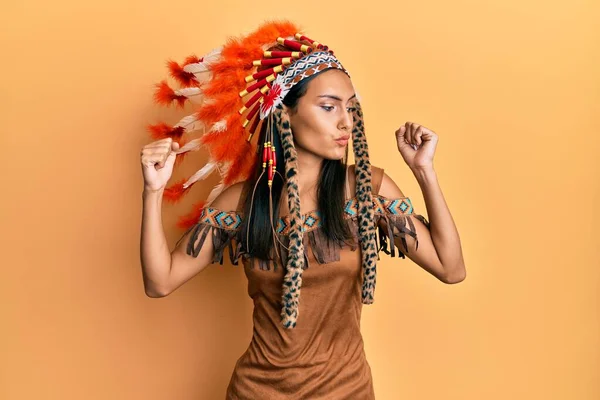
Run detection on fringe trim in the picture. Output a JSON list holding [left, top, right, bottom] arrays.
[[377, 213, 430, 257], [182, 211, 430, 272], [184, 222, 242, 266]]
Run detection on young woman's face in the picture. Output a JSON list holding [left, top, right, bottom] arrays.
[[285, 69, 357, 161]]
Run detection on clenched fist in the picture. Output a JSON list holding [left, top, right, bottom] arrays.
[[140, 137, 180, 192]]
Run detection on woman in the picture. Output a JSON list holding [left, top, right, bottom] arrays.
[[140, 20, 466, 399]]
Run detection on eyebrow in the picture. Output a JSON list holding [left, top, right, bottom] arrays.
[[317, 94, 357, 102]]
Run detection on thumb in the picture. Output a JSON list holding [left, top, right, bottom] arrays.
[[168, 140, 180, 158]]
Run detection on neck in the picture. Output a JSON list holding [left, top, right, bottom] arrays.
[[293, 145, 323, 197]]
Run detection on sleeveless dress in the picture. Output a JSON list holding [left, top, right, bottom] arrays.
[[181, 166, 430, 399]]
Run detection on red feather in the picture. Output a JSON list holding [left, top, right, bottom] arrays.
[[147, 123, 185, 140], [153, 80, 187, 108], [167, 59, 198, 88], [177, 201, 207, 230], [183, 54, 201, 65], [163, 178, 192, 203]]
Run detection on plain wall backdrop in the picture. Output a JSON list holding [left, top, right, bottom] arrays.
[[1, 0, 598, 399]]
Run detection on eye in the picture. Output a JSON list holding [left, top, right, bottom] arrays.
[[321, 105, 334, 112], [346, 107, 356, 113]]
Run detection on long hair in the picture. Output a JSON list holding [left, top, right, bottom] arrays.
[[238, 68, 353, 262]]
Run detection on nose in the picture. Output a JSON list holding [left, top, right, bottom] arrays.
[[338, 109, 353, 131]]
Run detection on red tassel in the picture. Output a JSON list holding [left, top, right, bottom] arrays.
[[239, 90, 263, 113], [252, 58, 293, 67], [264, 51, 302, 58], [245, 101, 261, 123], [242, 75, 276, 96], [276, 38, 313, 53], [245, 65, 285, 83], [262, 143, 268, 166], [294, 34, 327, 51], [248, 113, 262, 136]]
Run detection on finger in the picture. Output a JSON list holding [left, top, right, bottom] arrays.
[[396, 126, 411, 148], [144, 142, 173, 153], [396, 125, 406, 139], [412, 123, 421, 145], [142, 157, 162, 169], [403, 122, 411, 144], [156, 154, 168, 169], [145, 137, 172, 149], [415, 127, 423, 146], [406, 122, 415, 144]]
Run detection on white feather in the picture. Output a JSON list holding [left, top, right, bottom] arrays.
[[210, 119, 228, 132], [205, 182, 226, 206], [174, 138, 202, 155], [183, 47, 222, 81], [183, 63, 211, 74], [174, 87, 203, 103], [182, 161, 218, 189], [202, 47, 222, 63], [174, 114, 205, 133]]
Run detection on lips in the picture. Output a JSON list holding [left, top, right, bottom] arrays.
[[335, 134, 351, 141], [334, 135, 350, 146]]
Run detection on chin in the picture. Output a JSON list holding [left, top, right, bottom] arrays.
[[325, 150, 346, 161]]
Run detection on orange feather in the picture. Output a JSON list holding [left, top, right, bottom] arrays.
[[202, 70, 248, 97], [196, 92, 243, 125]]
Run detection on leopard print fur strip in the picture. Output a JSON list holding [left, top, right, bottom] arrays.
[[274, 105, 305, 329], [351, 101, 379, 304]]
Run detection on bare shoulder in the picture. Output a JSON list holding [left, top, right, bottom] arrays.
[[377, 169, 406, 198], [345, 163, 388, 196], [208, 181, 246, 211]]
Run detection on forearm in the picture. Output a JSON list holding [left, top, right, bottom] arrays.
[[140, 188, 172, 297], [412, 166, 466, 282]]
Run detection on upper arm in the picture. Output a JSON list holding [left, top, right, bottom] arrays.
[[377, 171, 448, 283], [167, 183, 245, 295]]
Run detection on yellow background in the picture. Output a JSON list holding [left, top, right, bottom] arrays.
[[1, 0, 598, 399]]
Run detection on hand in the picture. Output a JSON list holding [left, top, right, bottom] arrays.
[[395, 122, 438, 171], [140, 137, 180, 192]]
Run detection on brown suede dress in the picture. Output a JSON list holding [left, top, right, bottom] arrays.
[[183, 166, 429, 399]]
